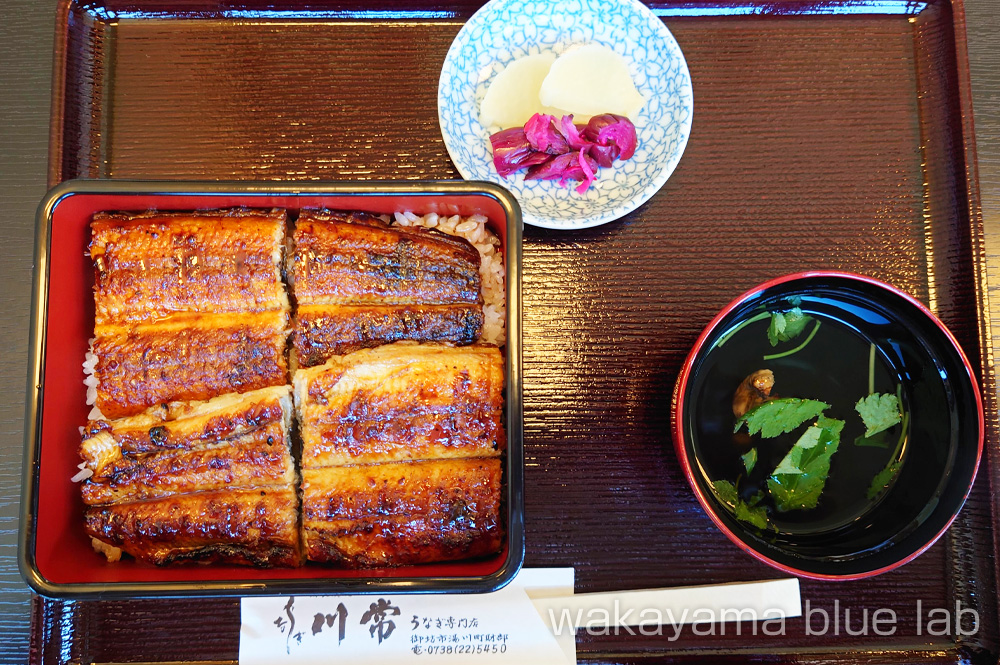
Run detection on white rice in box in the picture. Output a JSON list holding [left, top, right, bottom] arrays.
[[82, 338, 105, 421], [77, 339, 105, 481]]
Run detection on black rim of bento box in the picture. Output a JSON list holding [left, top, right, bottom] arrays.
[[19, 179, 525, 599]]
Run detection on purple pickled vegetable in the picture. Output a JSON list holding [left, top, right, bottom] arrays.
[[559, 115, 593, 151], [588, 143, 617, 168], [524, 152, 575, 181], [583, 113, 638, 161], [560, 151, 597, 185], [489, 111, 638, 194], [524, 150, 598, 189], [574, 150, 597, 194], [524, 113, 570, 155], [490, 127, 551, 177], [518, 149, 552, 171]]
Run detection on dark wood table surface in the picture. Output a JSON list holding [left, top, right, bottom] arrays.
[[2, 1, 1000, 663]]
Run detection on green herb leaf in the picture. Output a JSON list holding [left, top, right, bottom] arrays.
[[735, 398, 830, 438], [855, 393, 901, 437], [715, 311, 771, 349], [712, 480, 773, 531], [867, 461, 902, 500], [767, 307, 812, 347], [865, 409, 909, 499], [712, 479, 738, 505], [734, 499, 771, 530], [766, 416, 844, 512], [741, 448, 758, 474], [763, 320, 821, 361], [854, 432, 890, 448]]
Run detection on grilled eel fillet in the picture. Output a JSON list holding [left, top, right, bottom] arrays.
[[302, 459, 503, 566], [92, 311, 289, 419], [90, 209, 289, 324], [89, 209, 290, 418], [294, 342, 505, 566], [293, 342, 506, 467], [290, 209, 484, 365], [80, 385, 302, 567]]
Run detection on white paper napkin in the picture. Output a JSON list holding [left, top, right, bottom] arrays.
[[240, 568, 576, 665]]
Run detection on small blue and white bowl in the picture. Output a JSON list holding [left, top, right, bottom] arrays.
[[438, 0, 693, 230]]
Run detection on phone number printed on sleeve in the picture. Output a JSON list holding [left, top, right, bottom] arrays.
[[413, 644, 508, 656]]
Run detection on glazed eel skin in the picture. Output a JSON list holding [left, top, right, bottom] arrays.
[[90, 209, 289, 324], [294, 342, 505, 566], [290, 210, 484, 366], [293, 342, 506, 467], [89, 209, 290, 418], [80, 386, 302, 567], [301, 459, 503, 566]]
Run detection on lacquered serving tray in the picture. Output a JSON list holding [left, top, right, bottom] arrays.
[[33, 0, 999, 662]]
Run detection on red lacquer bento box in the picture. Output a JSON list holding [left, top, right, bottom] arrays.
[[19, 179, 524, 599]]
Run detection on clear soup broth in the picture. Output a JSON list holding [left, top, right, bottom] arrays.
[[690, 295, 911, 537]]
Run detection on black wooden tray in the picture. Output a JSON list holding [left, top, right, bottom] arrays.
[[32, 0, 999, 662]]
